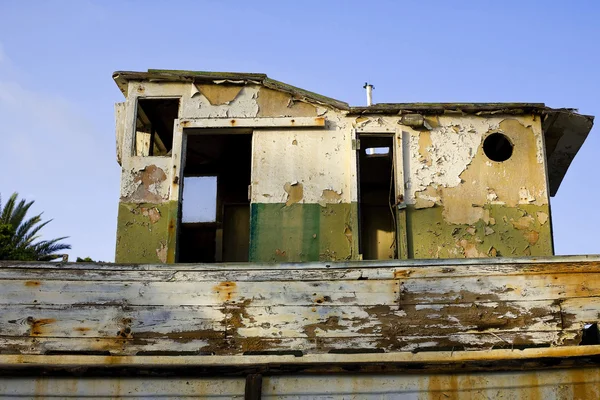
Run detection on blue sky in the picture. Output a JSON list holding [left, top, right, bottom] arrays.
[[0, 0, 598, 261]]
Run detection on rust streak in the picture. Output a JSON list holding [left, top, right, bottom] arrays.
[[27, 318, 56, 336], [214, 281, 237, 302]]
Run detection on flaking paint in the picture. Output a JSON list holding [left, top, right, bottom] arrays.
[[115, 201, 178, 264], [115, 78, 556, 262], [406, 205, 552, 259]]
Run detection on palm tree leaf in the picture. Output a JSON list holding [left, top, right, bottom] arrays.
[[0, 193, 18, 224], [15, 217, 45, 246], [9, 199, 35, 228], [0, 193, 70, 261]]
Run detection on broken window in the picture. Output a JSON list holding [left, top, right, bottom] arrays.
[[178, 132, 252, 263], [365, 147, 390, 156], [357, 135, 397, 260], [182, 176, 217, 223], [135, 98, 179, 156]]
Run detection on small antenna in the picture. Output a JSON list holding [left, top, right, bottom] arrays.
[[363, 82, 374, 106]]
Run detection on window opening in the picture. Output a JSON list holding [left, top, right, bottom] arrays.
[[483, 133, 513, 162], [365, 147, 390, 156], [182, 176, 217, 223], [135, 98, 179, 156]]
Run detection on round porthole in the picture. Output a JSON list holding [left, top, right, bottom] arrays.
[[483, 133, 513, 162]]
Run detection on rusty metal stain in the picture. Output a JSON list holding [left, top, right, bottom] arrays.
[[214, 281, 237, 302], [27, 318, 56, 336], [24, 281, 41, 287]]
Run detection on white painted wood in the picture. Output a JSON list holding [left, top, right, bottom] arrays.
[[0, 257, 598, 357], [0, 330, 577, 356], [3, 253, 599, 271], [0, 280, 399, 306], [0, 300, 562, 340], [180, 116, 326, 129]]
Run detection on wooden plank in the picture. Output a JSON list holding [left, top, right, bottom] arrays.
[[0, 301, 561, 341], [0, 267, 398, 282], [0, 280, 399, 306], [245, 374, 262, 400], [0, 330, 579, 356], [399, 273, 600, 304], [559, 297, 600, 330], [3, 256, 600, 277], [4, 262, 600, 283], [0, 337, 214, 356], [179, 117, 326, 129], [0, 305, 224, 339]]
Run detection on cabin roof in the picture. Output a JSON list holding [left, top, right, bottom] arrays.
[[112, 69, 594, 196]]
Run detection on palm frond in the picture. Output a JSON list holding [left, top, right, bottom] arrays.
[[0, 193, 70, 262]]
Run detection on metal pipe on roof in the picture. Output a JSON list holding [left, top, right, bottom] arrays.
[[363, 82, 374, 106]]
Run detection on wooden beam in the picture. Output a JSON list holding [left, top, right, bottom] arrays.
[[179, 117, 326, 129], [245, 374, 262, 400], [2, 345, 600, 368]]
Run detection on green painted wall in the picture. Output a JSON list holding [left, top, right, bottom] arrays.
[[115, 201, 178, 264], [406, 205, 553, 259], [249, 203, 359, 262]]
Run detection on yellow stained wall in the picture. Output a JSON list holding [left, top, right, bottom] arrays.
[[399, 114, 552, 258]]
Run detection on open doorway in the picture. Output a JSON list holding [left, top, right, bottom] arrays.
[[179, 131, 252, 263], [358, 135, 397, 260]]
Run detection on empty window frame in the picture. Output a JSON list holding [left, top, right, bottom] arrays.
[[135, 98, 180, 156]]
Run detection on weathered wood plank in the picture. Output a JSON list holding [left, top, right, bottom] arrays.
[[2, 254, 600, 275], [559, 297, 600, 330], [4, 263, 600, 284], [0, 257, 597, 358], [400, 273, 600, 304], [5, 344, 600, 368], [6, 272, 600, 309], [0, 267, 396, 282], [0, 330, 579, 356], [179, 116, 326, 129], [2, 262, 600, 282], [0, 301, 561, 341], [0, 280, 399, 306]]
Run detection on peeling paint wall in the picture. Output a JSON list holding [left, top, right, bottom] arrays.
[[115, 77, 553, 263], [249, 116, 357, 261], [116, 201, 178, 264], [400, 114, 552, 258], [115, 80, 354, 263]]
